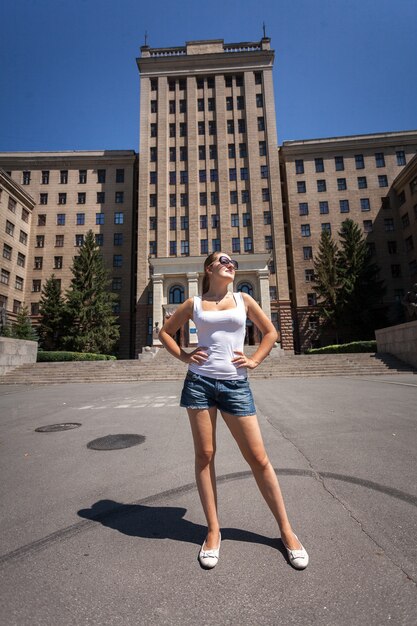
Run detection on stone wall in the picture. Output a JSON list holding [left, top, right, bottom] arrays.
[[375, 320, 417, 368], [0, 337, 38, 376]]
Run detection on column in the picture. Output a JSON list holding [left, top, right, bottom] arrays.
[[152, 274, 164, 346], [187, 272, 199, 345], [257, 269, 271, 319]]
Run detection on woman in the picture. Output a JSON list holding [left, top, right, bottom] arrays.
[[158, 252, 308, 570]]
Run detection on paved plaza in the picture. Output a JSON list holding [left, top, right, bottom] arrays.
[[0, 375, 416, 625]]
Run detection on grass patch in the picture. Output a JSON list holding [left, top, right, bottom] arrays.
[[306, 340, 377, 354], [37, 351, 116, 362]]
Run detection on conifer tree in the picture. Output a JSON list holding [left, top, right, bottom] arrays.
[[313, 229, 344, 342], [63, 230, 119, 354], [10, 305, 38, 341], [38, 275, 66, 350]]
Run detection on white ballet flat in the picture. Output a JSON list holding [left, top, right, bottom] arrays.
[[198, 532, 221, 569]]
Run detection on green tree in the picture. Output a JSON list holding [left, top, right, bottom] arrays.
[[9, 306, 38, 341], [313, 229, 344, 342], [62, 230, 119, 354], [38, 275, 66, 350], [337, 219, 386, 337]]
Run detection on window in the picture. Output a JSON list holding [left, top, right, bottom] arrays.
[[401, 212, 410, 228], [168, 80, 175, 91], [238, 119, 246, 133], [230, 191, 238, 205], [244, 237, 252, 252], [150, 99, 158, 113], [115, 191, 124, 204], [256, 93, 263, 108], [21, 209, 29, 223], [321, 223, 331, 234], [317, 179, 326, 192], [211, 214, 220, 228], [97, 192, 105, 203], [198, 98, 204, 111], [149, 216, 157, 230], [315, 158, 324, 173], [181, 240, 189, 255], [360, 198, 370, 212], [305, 269, 315, 282], [200, 239, 208, 254], [410, 177, 417, 195], [169, 100, 176, 114], [231, 213, 239, 226], [384, 218, 395, 231], [75, 234, 84, 247], [58, 193, 67, 205], [242, 212, 251, 226], [391, 264, 401, 278], [405, 236, 414, 252], [55, 235, 64, 247], [199, 192, 207, 206], [262, 188, 270, 202], [57, 213, 66, 225], [95, 234, 104, 247], [240, 167, 249, 180], [114, 212, 124, 224], [363, 220, 373, 233], [198, 122, 205, 135], [382, 197, 391, 210], [355, 154, 364, 170], [96, 212, 105, 225], [150, 123, 157, 138], [299, 203, 309, 216], [149, 240, 157, 256], [265, 235, 273, 251], [200, 215, 207, 229], [13, 299, 22, 314], [60, 170, 68, 184], [307, 293, 317, 306], [210, 169, 218, 182], [169, 123, 176, 138], [180, 193, 188, 207], [227, 120, 234, 135], [179, 123, 187, 137], [113, 254, 123, 267], [335, 156, 344, 171], [235, 75, 243, 87], [97, 169, 106, 183], [254, 72, 262, 85], [22, 171, 30, 185], [378, 175, 388, 188], [297, 181, 306, 193], [78, 192, 86, 204], [1, 269, 10, 285], [40, 193, 48, 205], [199, 170, 207, 183], [180, 171, 188, 184], [319, 201, 329, 214], [5, 220, 14, 236], [169, 171, 176, 185], [150, 171, 157, 184], [15, 276, 24, 291], [149, 193, 157, 208], [76, 213, 85, 225], [257, 117, 265, 131], [375, 152, 385, 168], [295, 159, 304, 174], [409, 260, 417, 275], [225, 75, 232, 87], [79, 170, 87, 184], [264, 211, 271, 225], [197, 145, 206, 161], [208, 97, 215, 111], [111, 278, 122, 292], [150, 146, 157, 162], [179, 99, 186, 113], [241, 190, 250, 204], [239, 143, 247, 158], [3, 243, 12, 260], [367, 242, 376, 257], [301, 224, 311, 237], [337, 178, 347, 191], [396, 150, 406, 166], [260, 165, 268, 179], [236, 95, 244, 110], [229, 168, 237, 181], [339, 200, 350, 213], [54, 256, 63, 269], [180, 216, 189, 230], [169, 241, 177, 256], [259, 141, 267, 156], [169, 216, 176, 231], [232, 238, 240, 253], [34, 256, 43, 269], [387, 240, 397, 254], [303, 246, 313, 260], [180, 146, 188, 162], [357, 176, 367, 189], [31, 303, 39, 316], [208, 121, 216, 135], [19, 230, 28, 245], [207, 76, 215, 88]]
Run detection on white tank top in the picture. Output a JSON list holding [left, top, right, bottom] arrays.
[[188, 292, 247, 380]]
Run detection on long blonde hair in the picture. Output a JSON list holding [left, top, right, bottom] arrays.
[[202, 252, 220, 294]]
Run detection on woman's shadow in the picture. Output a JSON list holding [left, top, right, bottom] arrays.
[[78, 499, 287, 557]]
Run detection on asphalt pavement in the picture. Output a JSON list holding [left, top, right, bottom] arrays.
[[0, 375, 416, 625]]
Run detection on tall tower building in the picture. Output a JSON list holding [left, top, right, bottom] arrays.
[[136, 38, 293, 352]]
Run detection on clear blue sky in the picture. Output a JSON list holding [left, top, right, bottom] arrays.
[[1, 0, 416, 152]]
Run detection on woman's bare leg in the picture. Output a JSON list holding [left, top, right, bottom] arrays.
[[187, 407, 220, 549], [221, 411, 302, 550]]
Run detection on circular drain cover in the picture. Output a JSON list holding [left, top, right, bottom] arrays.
[[35, 423, 82, 433], [87, 434, 145, 450]]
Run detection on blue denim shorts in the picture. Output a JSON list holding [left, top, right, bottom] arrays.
[[180, 371, 256, 416]]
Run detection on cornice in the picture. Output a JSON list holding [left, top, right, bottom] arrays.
[[391, 152, 417, 190], [0, 169, 35, 209], [281, 130, 417, 156], [0, 150, 137, 168], [137, 50, 274, 76]]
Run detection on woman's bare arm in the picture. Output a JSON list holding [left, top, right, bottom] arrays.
[[158, 298, 208, 365], [232, 292, 278, 369]]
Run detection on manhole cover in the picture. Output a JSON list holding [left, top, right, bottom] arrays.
[[35, 423, 82, 433], [87, 434, 146, 450]]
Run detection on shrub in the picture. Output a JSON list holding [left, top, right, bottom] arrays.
[[37, 351, 116, 362], [306, 340, 377, 354]]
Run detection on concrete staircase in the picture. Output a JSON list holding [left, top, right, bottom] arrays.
[[0, 348, 415, 384]]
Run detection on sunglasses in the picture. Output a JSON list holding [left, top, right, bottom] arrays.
[[214, 255, 239, 270]]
